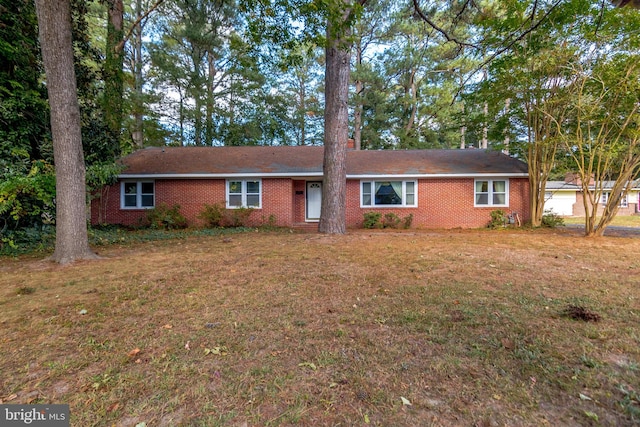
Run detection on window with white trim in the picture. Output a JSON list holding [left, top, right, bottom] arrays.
[[601, 192, 627, 208], [121, 181, 155, 209], [227, 180, 261, 208], [475, 179, 508, 206], [361, 180, 417, 207]]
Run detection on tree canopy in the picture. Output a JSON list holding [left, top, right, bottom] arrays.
[[2, 0, 639, 252]]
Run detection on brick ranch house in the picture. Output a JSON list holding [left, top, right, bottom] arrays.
[[91, 145, 531, 229]]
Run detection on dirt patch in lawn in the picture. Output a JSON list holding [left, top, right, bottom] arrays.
[[1, 228, 639, 426]]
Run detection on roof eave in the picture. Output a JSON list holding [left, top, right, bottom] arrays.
[[119, 172, 530, 179]]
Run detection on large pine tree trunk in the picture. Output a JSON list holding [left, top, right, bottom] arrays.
[[104, 0, 124, 150], [35, 0, 96, 264], [131, 0, 144, 149], [319, 7, 351, 234]]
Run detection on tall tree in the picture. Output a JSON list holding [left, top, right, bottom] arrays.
[[34, 0, 96, 264], [103, 0, 125, 150], [319, 0, 364, 234]]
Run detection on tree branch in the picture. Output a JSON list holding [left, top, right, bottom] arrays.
[[451, 0, 563, 101], [116, 0, 165, 53], [411, 0, 480, 49]]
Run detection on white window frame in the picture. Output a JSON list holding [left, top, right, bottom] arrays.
[[601, 192, 628, 208], [226, 179, 262, 209], [360, 180, 417, 208], [474, 179, 509, 207], [121, 181, 155, 209]]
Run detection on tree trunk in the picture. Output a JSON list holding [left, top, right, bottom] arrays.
[[481, 101, 488, 149], [205, 50, 217, 145], [353, 41, 363, 150], [131, 0, 144, 149], [298, 71, 307, 145], [460, 102, 466, 149], [35, 0, 96, 264], [104, 0, 124, 151], [405, 67, 417, 137], [319, 6, 351, 234], [503, 98, 510, 154]]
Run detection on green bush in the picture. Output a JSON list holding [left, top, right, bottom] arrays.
[[488, 209, 508, 229], [198, 203, 254, 228], [198, 203, 225, 227], [541, 209, 565, 228], [402, 213, 413, 229], [144, 203, 188, 230], [0, 225, 56, 256], [363, 212, 382, 229], [363, 212, 414, 229], [382, 213, 401, 228], [0, 161, 56, 230], [223, 207, 254, 227]]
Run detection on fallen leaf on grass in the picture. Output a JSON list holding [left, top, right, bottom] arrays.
[[298, 362, 317, 371], [584, 411, 598, 421], [162, 324, 172, 329], [204, 346, 228, 356], [184, 341, 190, 350], [579, 393, 592, 401], [128, 348, 141, 357], [500, 338, 515, 350], [107, 402, 119, 413], [400, 396, 412, 406]]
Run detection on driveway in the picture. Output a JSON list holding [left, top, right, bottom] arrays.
[[561, 223, 640, 237]]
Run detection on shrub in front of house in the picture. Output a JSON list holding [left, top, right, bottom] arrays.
[[402, 213, 413, 229], [488, 209, 508, 229], [383, 213, 401, 228], [198, 203, 225, 227], [363, 212, 413, 229], [144, 203, 188, 230], [223, 207, 254, 227], [363, 212, 383, 229], [199, 203, 254, 228], [541, 209, 565, 228]]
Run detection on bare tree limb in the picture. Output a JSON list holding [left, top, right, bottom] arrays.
[[448, 0, 564, 102], [116, 0, 165, 52]]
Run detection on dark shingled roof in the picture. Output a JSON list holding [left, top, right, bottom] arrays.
[[118, 146, 528, 177]]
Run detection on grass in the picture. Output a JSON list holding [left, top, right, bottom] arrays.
[[1, 227, 639, 426], [562, 215, 640, 227]]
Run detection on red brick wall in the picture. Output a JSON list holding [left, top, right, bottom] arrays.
[[91, 178, 294, 227], [345, 177, 530, 229], [92, 176, 531, 229], [260, 179, 293, 226], [293, 180, 307, 223]]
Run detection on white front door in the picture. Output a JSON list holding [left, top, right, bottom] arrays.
[[306, 182, 322, 220]]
